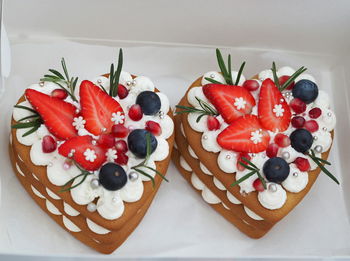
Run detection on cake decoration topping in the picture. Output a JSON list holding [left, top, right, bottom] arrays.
[[234, 97, 247, 110], [272, 104, 284, 117], [83, 148, 97, 162], [250, 130, 263, 144], [72, 116, 86, 130], [111, 111, 125, 124]]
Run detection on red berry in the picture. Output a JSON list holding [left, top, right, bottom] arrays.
[[115, 152, 128, 165], [115, 140, 128, 153], [207, 116, 220, 131], [112, 124, 129, 138], [266, 143, 279, 158], [253, 178, 265, 192], [128, 104, 143, 121], [237, 153, 251, 171], [278, 75, 295, 90], [304, 120, 319, 132], [309, 107, 322, 119], [51, 89, 68, 100], [117, 84, 128, 99], [294, 157, 310, 172], [291, 116, 305, 128], [145, 121, 162, 136], [274, 133, 291, 148], [290, 98, 306, 114], [97, 134, 115, 148], [42, 135, 57, 153], [242, 79, 260, 91]]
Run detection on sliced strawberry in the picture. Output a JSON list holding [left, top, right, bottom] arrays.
[[25, 89, 78, 140], [258, 79, 292, 132], [58, 135, 106, 171], [80, 80, 124, 135], [203, 84, 255, 124], [217, 115, 270, 153]]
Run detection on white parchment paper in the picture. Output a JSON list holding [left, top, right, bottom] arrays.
[[0, 41, 349, 258]]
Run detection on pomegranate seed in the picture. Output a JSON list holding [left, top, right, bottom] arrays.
[[309, 107, 322, 119], [115, 152, 129, 165], [207, 116, 220, 131], [112, 124, 129, 138], [266, 143, 279, 158], [304, 120, 319, 132], [145, 121, 162, 136], [117, 84, 128, 99], [51, 89, 68, 99], [253, 179, 265, 192], [290, 98, 306, 114], [115, 140, 128, 153], [128, 104, 143, 121], [291, 116, 305, 128], [278, 75, 295, 90], [294, 157, 311, 172], [274, 133, 291, 148], [42, 135, 57, 153], [97, 134, 115, 148], [237, 153, 251, 171], [242, 79, 260, 91]]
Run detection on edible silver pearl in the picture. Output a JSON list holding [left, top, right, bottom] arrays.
[[327, 112, 332, 117], [315, 145, 323, 153], [87, 203, 97, 212], [75, 109, 80, 114], [322, 127, 327, 131], [203, 135, 208, 140], [128, 172, 139, 182], [280, 98, 284, 102], [90, 178, 99, 189], [102, 128, 107, 132], [268, 183, 277, 192], [126, 81, 131, 86], [91, 140, 97, 145], [39, 81, 45, 87], [251, 153, 256, 157], [159, 111, 165, 119], [68, 149, 75, 158], [112, 197, 118, 203], [210, 73, 216, 79], [293, 172, 299, 177], [225, 155, 231, 160], [97, 79, 102, 84], [132, 79, 136, 85], [313, 136, 318, 141], [48, 162, 53, 167], [282, 151, 290, 160]]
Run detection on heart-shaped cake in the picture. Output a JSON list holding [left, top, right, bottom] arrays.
[[9, 50, 175, 254], [173, 49, 337, 237]]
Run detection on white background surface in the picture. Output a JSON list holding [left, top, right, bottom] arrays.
[[1, 0, 350, 259]]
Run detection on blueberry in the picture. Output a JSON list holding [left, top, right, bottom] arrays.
[[136, 91, 161, 115], [292, 79, 318, 104], [290, 128, 313, 153], [99, 163, 127, 191], [263, 157, 290, 183], [127, 129, 157, 158]]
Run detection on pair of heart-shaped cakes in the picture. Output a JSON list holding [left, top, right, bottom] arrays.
[[9, 49, 337, 253]]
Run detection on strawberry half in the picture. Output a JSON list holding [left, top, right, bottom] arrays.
[[217, 115, 270, 153], [258, 79, 292, 132], [203, 84, 255, 124], [58, 135, 106, 171], [80, 80, 124, 135], [25, 89, 78, 140]]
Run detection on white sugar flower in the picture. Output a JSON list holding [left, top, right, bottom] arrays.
[[106, 149, 117, 162], [84, 148, 97, 162], [72, 116, 86, 130], [250, 130, 263, 144], [234, 97, 246, 110], [111, 111, 125, 124], [272, 104, 285, 117]]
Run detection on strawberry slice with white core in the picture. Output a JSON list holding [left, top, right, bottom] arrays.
[[217, 115, 270, 153], [203, 84, 256, 124], [25, 89, 78, 140], [58, 135, 107, 171], [258, 79, 292, 132], [80, 80, 124, 135]]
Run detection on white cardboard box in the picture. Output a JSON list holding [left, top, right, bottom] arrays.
[[1, 0, 350, 259]]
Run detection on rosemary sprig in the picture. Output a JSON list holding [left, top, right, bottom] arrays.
[[109, 49, 123, 97], [235, 61, 246, 85], [204, 77, 222, 84], [271, 62, 307, 92], [307, 150, 339, 185], [11, 105, 43, 137], [131, 132, 168, 187], [60, 163, 94, 192], [40, 58, 78, 102], [231, 157, 266, 189], [176, 97, 218, 122]]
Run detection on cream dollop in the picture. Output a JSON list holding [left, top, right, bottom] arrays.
[[258, 183, 287, 210], [282, 164, 308, 193]]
